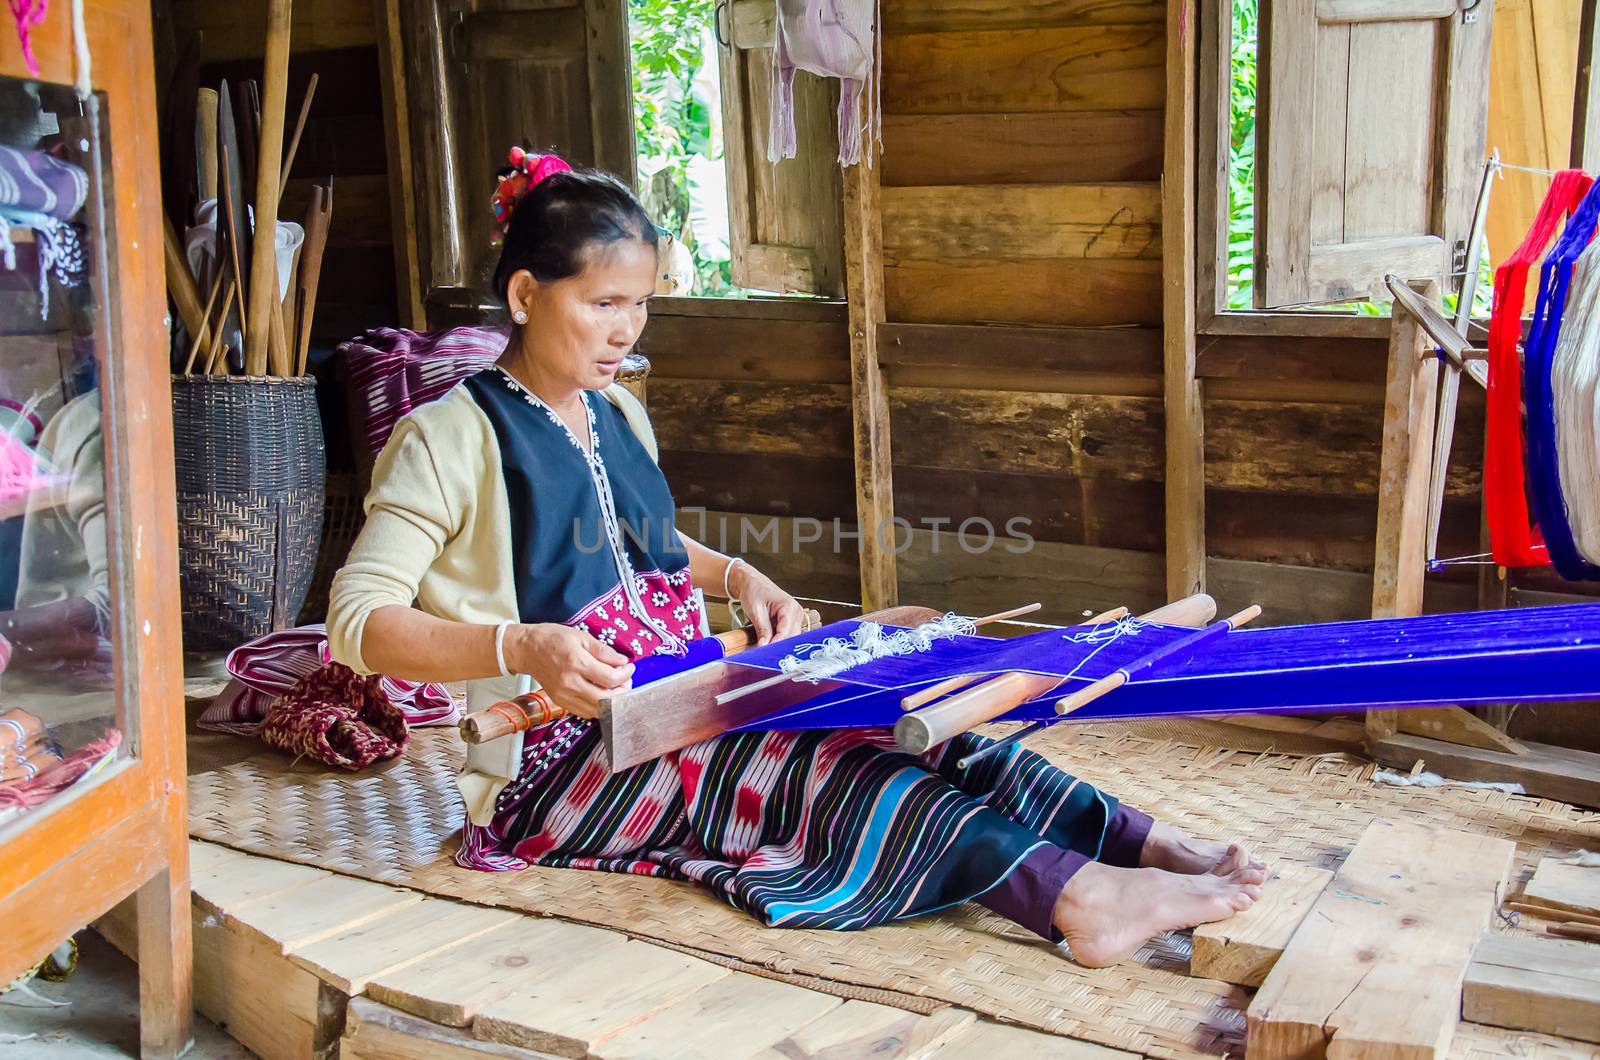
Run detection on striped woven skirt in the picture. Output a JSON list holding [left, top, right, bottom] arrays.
[[457, 720, 1140, 934]]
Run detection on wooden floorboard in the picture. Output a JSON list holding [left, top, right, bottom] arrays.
[[1192, 865, 1335, 987], [1464, 935, 1600, 1045], [1248, 818, 1516, 1059]]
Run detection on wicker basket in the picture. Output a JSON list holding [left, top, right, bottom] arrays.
[[172, 376, 326, 652]]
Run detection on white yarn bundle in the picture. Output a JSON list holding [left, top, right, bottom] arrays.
[[1552, 237, 1600, 564], [777, 613, 978, 684]]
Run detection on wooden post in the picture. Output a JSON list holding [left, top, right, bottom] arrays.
[[1164, 0, 1206, 601], [841, 149, 897, 611], [1368, 281, 1440, 742], [374, 0, 426, 330], [1576, 0, 1600, 172]]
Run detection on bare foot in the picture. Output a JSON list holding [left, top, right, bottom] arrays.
[[1052, 861, 1262, 967], [1141, 821, 1267, 884]]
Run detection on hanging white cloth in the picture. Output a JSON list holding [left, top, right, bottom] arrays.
[[768, 0, 880, 167]]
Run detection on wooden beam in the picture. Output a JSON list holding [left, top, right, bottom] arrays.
[[1464, 935, 1600, 1045], [842, 145, 897, 610], [1191, 865, 1334, 987], [1164, 0, 1206, 601], [373, 0, 426, 329], [1368, 734, 1600, 809], [1368, 281, 1439, 744], [1575, 0, 1600, 172], [1247, 818, 1516, 1060], [1525, 856, 1600, 919]]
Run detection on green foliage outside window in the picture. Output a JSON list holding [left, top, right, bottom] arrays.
[[630, 0, 740, 296]]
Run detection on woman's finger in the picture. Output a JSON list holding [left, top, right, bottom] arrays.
[[571, 649, 634, 689], [579, 631, 631, 666], [747, 595, 774, 645], [774, 601, 805, 640], [562, 675, 624, 718]]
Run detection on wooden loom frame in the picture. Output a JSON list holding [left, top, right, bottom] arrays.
[[1368, 279, 1600, 808]]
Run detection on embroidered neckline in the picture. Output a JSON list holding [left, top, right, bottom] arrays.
[[494, 366, 597, 460], [491, 366, 687, 656]]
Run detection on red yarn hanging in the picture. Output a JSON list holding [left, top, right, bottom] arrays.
[[1485, 169, 1593, 568]]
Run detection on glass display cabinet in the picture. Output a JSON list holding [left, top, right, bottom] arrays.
[[0, 6, 191, 1056]]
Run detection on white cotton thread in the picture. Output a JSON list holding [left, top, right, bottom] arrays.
[[1051, 616, 1144, 688], [776, 613, 977, 684], [1372, 768, 1525, 794]]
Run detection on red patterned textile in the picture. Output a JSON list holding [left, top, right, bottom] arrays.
[[570, 568, 702, 660], [259, 662, 410, 771]]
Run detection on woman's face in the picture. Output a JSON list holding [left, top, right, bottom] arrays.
[[510, 239, 658, 392]]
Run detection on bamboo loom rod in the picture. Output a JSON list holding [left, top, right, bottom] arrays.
[[898, 606, 1128, 712], [244, 0, 292, 376], [895, 594, 1220, 756]]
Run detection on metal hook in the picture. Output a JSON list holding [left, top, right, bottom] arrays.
[[713, 1, 730, 48]]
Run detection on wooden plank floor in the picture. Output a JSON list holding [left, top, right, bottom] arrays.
[[103, 839, 1136, 1060]]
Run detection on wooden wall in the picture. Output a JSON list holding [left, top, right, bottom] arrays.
[[644, 0, 1596, 628], [162, 0, 401, 343]]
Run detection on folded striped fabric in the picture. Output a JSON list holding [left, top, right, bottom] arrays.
[[197, 623, 461, 735], [339, 326, 506, 463], [0, 146, 89, 221]]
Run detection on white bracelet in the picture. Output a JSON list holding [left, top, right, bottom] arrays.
[[494, 621, 514, 677], [723, 556, 747, 601]]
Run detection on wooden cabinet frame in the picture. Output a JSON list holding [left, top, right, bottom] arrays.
[[0, 4, 192, 1056]]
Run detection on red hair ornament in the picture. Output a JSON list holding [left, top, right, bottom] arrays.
[[490, 147, 572, 245]]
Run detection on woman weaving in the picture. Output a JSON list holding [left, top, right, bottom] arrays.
[[326, 150, 1264, 967]]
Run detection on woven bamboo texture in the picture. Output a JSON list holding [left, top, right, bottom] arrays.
[[173, 375, 325, 651], [189, 728, 1600, 1059]]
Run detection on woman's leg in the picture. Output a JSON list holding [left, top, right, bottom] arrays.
[[927, 733, 1265, 965], [927, 733, 1265, 879]]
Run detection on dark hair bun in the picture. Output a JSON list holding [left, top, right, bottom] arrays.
[[490, 153, 658, 302]]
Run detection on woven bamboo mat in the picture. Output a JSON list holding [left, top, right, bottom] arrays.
[[189, 728, 1600, 1059]]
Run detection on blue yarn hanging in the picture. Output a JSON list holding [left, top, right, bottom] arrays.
[[1524, 177, 1600, 581]]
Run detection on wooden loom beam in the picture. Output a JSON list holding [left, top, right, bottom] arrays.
[[1367, 283, 1600, 800], [1365, 281, 1514, 752]]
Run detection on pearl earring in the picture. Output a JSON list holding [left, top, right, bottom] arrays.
[[513, 310, 528, 324]]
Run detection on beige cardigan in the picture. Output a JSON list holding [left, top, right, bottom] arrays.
[[325, 381, 659, 676]]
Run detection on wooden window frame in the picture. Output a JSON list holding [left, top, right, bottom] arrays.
[[1196, 0, 1415, 342]]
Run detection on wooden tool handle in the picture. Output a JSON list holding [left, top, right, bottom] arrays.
[[460, 691, 566, 744], [895, 671, 1063, 754], [1547, 922, 1600, 943], [244, 0, 293, 376], [197, 87, 219, 201], [1140, 592, 1217, 627]]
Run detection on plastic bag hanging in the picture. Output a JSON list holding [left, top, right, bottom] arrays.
[[768, 0, 879, 167]]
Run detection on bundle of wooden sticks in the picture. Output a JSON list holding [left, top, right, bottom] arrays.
[[162, 0, 331, 379]]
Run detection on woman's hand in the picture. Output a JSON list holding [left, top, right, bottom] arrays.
[[730, 564, 805, 646], [504, 623, 635, 719]]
